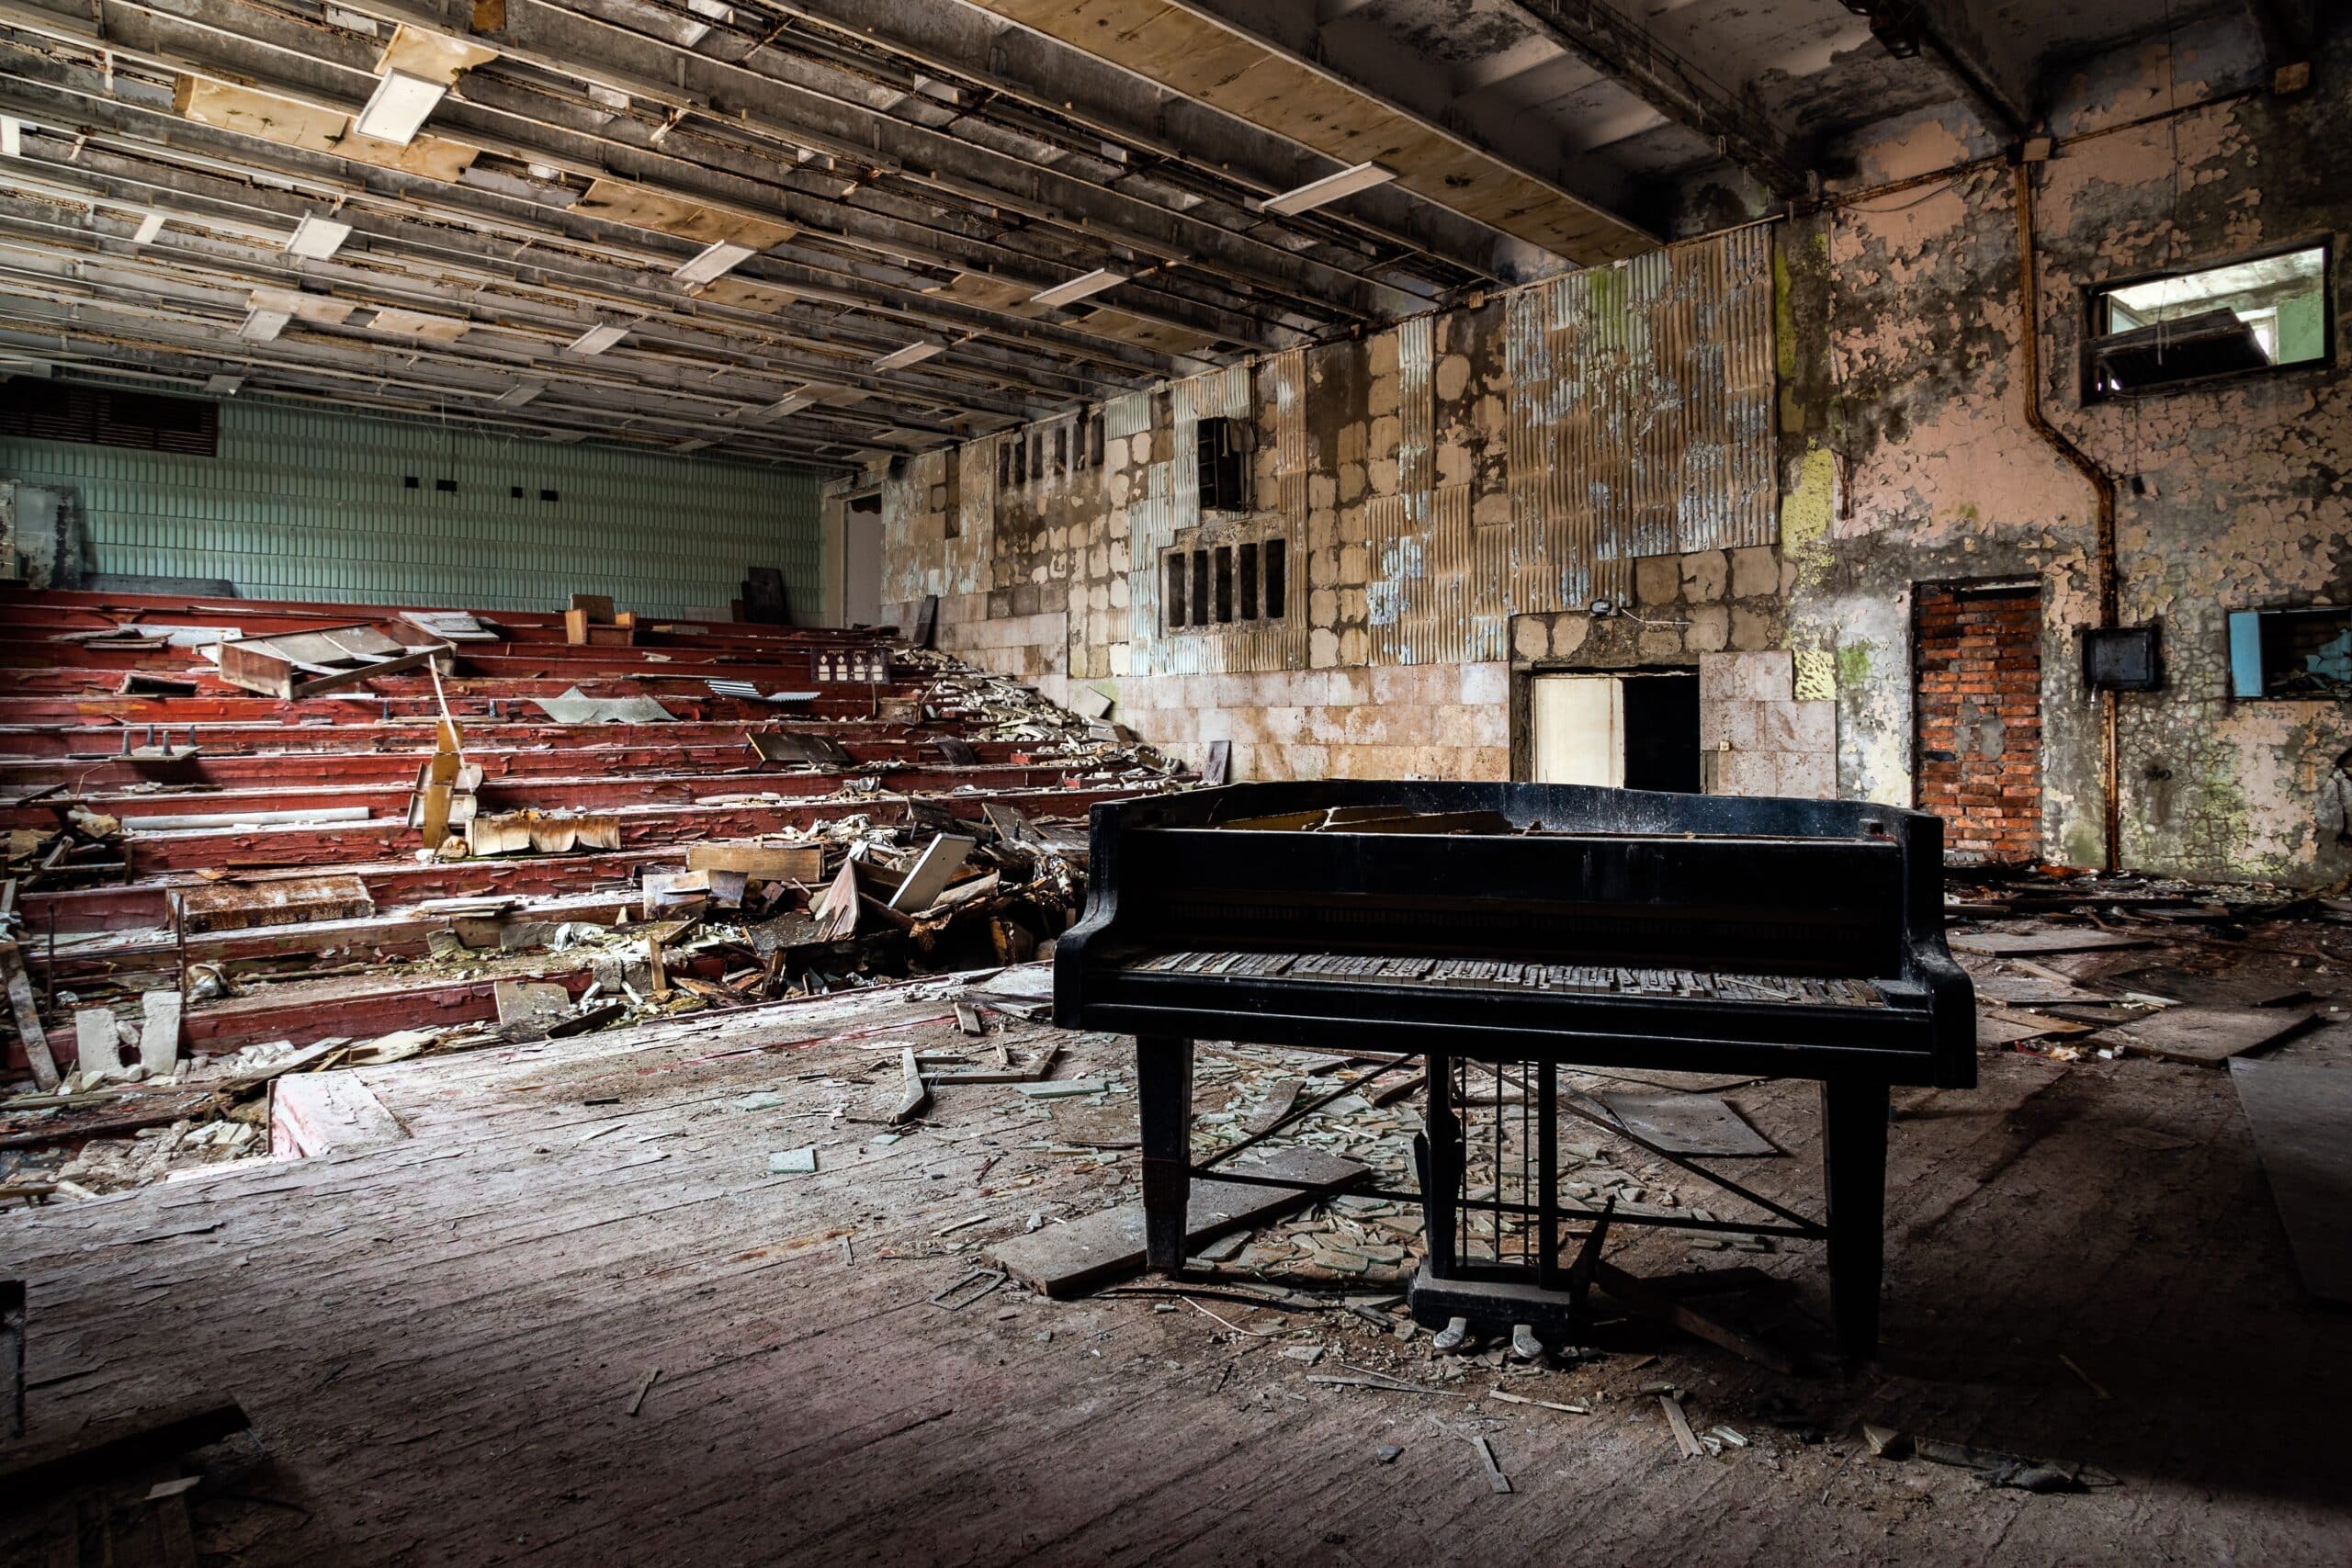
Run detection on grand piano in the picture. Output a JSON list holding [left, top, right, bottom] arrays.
[[1054, 781, 1973, 1360]]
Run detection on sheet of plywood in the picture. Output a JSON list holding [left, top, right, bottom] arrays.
[[379, 22, 498, 84], [2232, 1057, 2352, 1304], [686, 842, 825, 881], [989, 1147, 1364, 1298], [1598, 1091, 1777, 1156], [2107, 1005, 2319, 1067], [1949, 931, 2154, 957]]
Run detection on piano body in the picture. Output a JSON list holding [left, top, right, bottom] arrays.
[[1054, 780, 1974, 1360]]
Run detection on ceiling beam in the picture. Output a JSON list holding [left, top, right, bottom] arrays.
[[750, 0, 1553, 284], [1505, 1, 1807, 198], [953, 0, 1657, 265], [1841, 0, 2037, 137]]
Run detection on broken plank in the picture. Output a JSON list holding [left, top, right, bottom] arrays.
[[270, 1070, 408, 1158], [989, 1148, 1365, 1299], [2105, 1005, 2319, 1067], [0, 1396, 249, 1508], [1949, 931, 2154, 957], [1596, 1091, 1776, 1157], [890, 1047, 930, 1124], [0, 942, 57, 1090], [685, 841, 825, 882], [888, 834, 976, 914]]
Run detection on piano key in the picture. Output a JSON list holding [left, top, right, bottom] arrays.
[[1119, 950, 1890, 1008]]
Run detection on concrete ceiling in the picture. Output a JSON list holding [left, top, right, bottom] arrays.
[[0, 0, 2304, 471]]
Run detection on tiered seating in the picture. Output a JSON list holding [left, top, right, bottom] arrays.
[[0, 587, 1173, 1070]]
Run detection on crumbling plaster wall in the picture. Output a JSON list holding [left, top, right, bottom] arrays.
[[878, 24, 2346, 885], [883, 229, 1780, 785], [1787, 21, 2352, 884]]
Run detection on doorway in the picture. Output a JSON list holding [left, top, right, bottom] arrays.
[[842, 492, 883, 626], [1528, 671, 1701, 791], [1914, 581, 2041, 861]]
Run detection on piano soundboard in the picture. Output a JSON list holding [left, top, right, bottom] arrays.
[[1125, 950, 1889, 1009]]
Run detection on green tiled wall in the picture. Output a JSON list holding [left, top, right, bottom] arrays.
[[1, 397, 822, 618]]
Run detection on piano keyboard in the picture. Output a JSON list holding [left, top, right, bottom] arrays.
[[1125, 951, 1889, 1009]]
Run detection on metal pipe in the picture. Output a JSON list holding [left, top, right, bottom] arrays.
[[2013, 160, 2122, 874]]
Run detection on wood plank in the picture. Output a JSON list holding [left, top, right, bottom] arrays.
[[1949, 931, 2154, 957], [989, 1148, 1365, 1298], [0, 943, 57, 1090], [271, 1070, 408, 1158], [685, 842, 825, 881], [0, 1397, 248, 1508], [1597, 1091, 1777, 1156], [2106, 1005, 2319, 1067], [2231, 1057, 2352, 1304]]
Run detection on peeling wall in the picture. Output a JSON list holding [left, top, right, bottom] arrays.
[[878, 27, 2351, 886], [880, 227, 1781, 787], [1791, 23, 2351, 885]]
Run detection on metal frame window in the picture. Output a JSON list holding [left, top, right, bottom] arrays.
[[1163, 535, 1287, 633], [2085, 240, 2333, 400]]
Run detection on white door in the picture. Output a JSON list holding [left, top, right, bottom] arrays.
[[1531, 674, 1623, 786], [842, 508, 883, 626]]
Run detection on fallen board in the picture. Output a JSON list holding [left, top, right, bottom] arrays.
[[1597, 1091, 1777, 1156], [1949, 931, 2154, 957], [989, 1147, 1365, 1298], [2103, 1005, 2319, 1067], [271, 1070, 408, 1158], [0, 1396, 249, 1507], [2231, 1057, 2352, 1303]]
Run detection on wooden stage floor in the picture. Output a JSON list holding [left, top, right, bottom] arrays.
[[6, 979, 2348, 1565]]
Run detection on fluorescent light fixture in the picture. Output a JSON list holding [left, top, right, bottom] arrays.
[[1029, 268, 1126, 309], [673, 436, 716, 452], [0, 118, 20, 158], [749, 390, 812, 421], [872, 340, 944, 371], [672, 240, 755, 288], [492, 381, 546, 407], [206, 374, 243, 395], [353, 69, 447, 147], [239, 309, 291, 342], [1261, 161, 1396, 216], [130, 212, 166, 244], [287, 213, 353, 260], [565, 321, 631, 355], [679, 0, 732, 45]]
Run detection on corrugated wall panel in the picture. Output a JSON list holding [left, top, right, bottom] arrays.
[[1, 397, 821, 617]]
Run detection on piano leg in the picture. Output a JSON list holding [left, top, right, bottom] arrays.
[[1136, 1035, 1194, 1275], [1821, 1078, 1890, 1362]]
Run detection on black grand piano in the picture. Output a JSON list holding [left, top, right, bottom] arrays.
[[1054, 781, 1973, 1360]]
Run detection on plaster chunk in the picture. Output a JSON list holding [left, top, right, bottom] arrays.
[[1637, 624, 1683, 660], [1729, 545, 1778, 599], [1551, 613, 1591, 656], [1730, 606, 1777, 651], [1511, 615, 1550, 662], [1434, 355, 1472, 401], [1681, 550, 1728, 604], [1635, 556, 1681, 606], [1686, 604, 1730, 653]]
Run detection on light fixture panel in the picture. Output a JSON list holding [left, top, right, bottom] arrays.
[[566, 321, 631, 355], [872, 341, 944, 371], [353, 70, 447, 147], [130, 212, 166, 244], [287, 213, 353, 260], [1029, 268, 1127, 309], [1261, 161, 1397, 216], [673, 240, 756, 287]]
